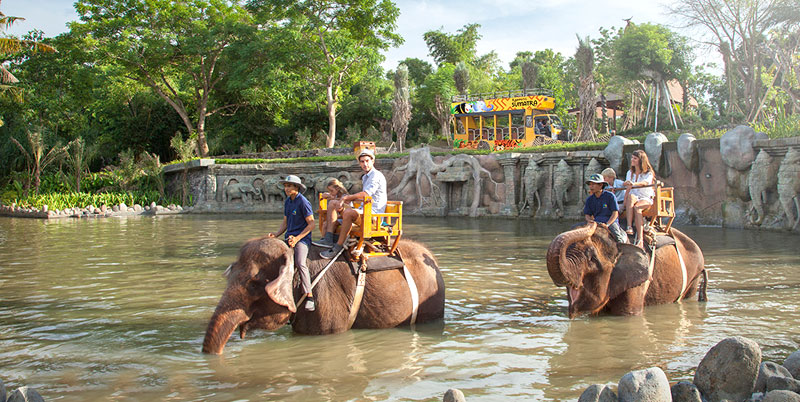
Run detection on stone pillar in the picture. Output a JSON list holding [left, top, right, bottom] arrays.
[[496, 153, 520, 216]]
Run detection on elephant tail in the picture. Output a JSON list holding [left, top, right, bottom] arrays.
[[698, 269, 708, 302]]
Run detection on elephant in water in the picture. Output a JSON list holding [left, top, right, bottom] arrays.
[[202, 237, 445, 354], [546, 222, 707, 318]]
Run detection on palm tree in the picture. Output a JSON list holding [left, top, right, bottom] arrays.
[[0, 1, 56, 99], [575, 35, 597, 141]]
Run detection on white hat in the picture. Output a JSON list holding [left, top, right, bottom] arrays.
[[357, 148, 375, 160], [279, 175, 306, 192]]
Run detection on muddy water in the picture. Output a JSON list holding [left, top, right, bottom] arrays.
[[0, 215, 798, 401]]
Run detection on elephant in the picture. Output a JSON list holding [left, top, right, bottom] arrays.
[[202, 237, 446, 354], [224, 182, 262, 203], [546, 222, 707, 318]]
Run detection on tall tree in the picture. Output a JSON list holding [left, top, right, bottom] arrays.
[[283, 0, 402, 148], [668, 0, 800, 122], [453, 62, 470, 95], [418, 64, 456, 146], [73, 0, 260, 157], [392, 64, 411, 152], [423, 23, 481, 67], [575, 35, 597, 141]]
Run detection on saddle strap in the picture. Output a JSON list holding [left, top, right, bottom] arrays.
[[674, 240, 688, 303], [347, 268, 366, 329], [403, 265, 420, 326], [642, 242, 658, 297]]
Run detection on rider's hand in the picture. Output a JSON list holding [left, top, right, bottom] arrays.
[[287, 235, 296, 247]]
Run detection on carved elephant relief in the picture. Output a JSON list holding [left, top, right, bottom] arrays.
[[777, 147, 800, 230], [519, 158, 547, 216], [552, 159, 574, 218], [747, 149, 777, 225], [224, 180, 263, 203]]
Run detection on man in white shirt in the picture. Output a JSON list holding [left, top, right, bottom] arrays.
[[320, 148, 386, 259]]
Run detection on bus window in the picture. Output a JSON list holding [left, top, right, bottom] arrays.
[[512, 114, 524, 139]]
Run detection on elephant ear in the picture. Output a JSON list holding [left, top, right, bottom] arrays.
[[265, 252, 296, 313], [608, 244, 650, 300]]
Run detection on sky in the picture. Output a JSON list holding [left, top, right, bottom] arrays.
[[3, 0, 714, 71]]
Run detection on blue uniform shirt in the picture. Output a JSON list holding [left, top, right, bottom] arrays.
[[284, 193, 313, 246], [583, 190, 619, 224]]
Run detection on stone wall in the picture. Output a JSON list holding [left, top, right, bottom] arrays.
[[164, 128, 800, 233]]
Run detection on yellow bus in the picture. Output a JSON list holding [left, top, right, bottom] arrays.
[[451, 89, 571, 151]]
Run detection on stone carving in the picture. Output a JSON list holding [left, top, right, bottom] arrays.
[[747, 150, 777, 225], [258, 176, 284, 202], [519, 157, 547, 216], [720, 125, 758, 171], [604, 135, 638, 173], [391, 147, 501, 215], [726, 168, 751, 202], [645, 132, 668, 173], [432, 154, 501, 217], [777, 147, 800, 230], [225, 180, 262, 203], [552, 159, 574, 218], [583, 158, 603, 197], [392, 147, 444, 208], [677, 133, 699, 172]]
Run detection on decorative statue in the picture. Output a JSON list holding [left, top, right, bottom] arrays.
[[777, 147, 800, 231], [747, 149, 777, 225], [519, 157, 547, 216], [583, 158, 603, 197], [552, 159, 574, 218], [224, 180, 263, 203], [392, 147, 444, 209]]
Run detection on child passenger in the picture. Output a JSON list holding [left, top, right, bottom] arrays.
[[312, 178, 350, 248]]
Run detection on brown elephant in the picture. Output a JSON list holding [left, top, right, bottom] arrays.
[[546, 222, 707, 318], [202, 237, 445, 354]]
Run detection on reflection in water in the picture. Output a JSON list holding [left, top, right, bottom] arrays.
[[0, 215, 798, 401]]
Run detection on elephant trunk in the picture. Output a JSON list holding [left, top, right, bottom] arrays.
[[202, 301, 250, 355], [546, 222, 596, 288]]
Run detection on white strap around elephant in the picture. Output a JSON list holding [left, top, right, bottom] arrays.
[[403, 265, 420, 326], [674, 241, 688, 303]]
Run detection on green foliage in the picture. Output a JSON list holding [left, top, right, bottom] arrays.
[[423, 23, 481, 66], [615, 23, 691, 82], [5, 190, 178, 211], [753, 114, 800, 139]]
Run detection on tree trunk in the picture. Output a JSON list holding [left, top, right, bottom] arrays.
[[577, 75, 597, 141], [326, 83, 337, 148]]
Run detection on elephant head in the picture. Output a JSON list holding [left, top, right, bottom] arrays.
[[546, 222, 650, 318], [202, 237, 296, 355]]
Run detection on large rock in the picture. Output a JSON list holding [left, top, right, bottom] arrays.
[[6, 386, 45, 402], [645, 132, 669, 172], [618, 367, 671, 402], [1, 378, 6, 402], [604, 136, 638, 173], [578, 384, 617, 402], [720, 125, 758, 171], [785, 350, 800, 379], [678, 133, 700, 172], [443, 388, 466, 402], [767, 376, 800, 393], [694, 336, 762, 402], [762, 390, 800, 402], [756, 362, 795, 393], [671, 380, 703, 402]]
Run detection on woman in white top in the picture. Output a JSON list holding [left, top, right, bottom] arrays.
[[624, 149, 656, 248]]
